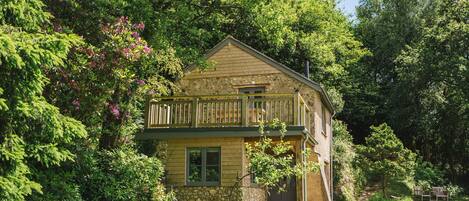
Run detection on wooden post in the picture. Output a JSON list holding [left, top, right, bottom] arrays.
[[144, 95, 150, 129], [302, 103, 306, 126], [241, 96, 248, 127], [293, 92, 300, 126], [191, 97, 199, 128]]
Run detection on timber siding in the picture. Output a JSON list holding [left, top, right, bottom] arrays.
[[165, 137, 245, 186], [183, 43, 279, 79]]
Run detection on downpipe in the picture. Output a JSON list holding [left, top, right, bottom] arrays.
[[302, 131, 309, 201]]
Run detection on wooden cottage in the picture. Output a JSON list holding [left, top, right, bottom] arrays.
[[137, 36, 334, 201]]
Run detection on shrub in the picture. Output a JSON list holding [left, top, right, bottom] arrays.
[[414, 157, 445, 189], [333, 120, 362, 201], [76, 147, 171, 201], [357, 123, 416, 198]]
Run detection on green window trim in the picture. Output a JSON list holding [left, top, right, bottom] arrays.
[[186, 147, 221, 186]]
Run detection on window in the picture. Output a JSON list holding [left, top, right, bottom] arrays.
[[239, 87, 265, 95], [322, 105, 327, 136], [239, 87, 266, 110], [187, 147, 220, 186]]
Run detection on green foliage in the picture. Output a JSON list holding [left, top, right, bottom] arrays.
[[0, 0, 51, 31], [333, 120, 362, 201], [245, 119, 318, 192], [414, 158, 445, 188], [357, 123, 416, 198], [228, 0, 368, 112], [394, 0, 469, 181], [28, 167, 83, 201], [74, 147, 169, 201], [44, 16, 183, 149], [45, 0, 367, 112], [368, 192, 413, 201], [0, 1, 87, 200], [344, 0, 468, 187]]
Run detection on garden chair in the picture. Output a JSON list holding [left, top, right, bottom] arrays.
[[432, 187, 449, 201], [414, 186, 431, 201]]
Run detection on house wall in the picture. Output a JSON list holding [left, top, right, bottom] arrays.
[[306, 143, 327, 201], [177, 42, 331, 170], [165, 137, 245, 186], [172, 40, 332, 200], [172, 186, 266, 201]]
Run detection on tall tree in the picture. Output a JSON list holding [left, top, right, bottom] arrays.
[[394, 0, 468, 182], [342, 0, 427, 142], [226, 0, 368, 111], [0, 0, 87, 200]]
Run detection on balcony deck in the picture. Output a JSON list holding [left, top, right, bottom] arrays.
[[144, 93, 313, 132]]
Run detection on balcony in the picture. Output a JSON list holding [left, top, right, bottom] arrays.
[[144, 93, 313, 131]]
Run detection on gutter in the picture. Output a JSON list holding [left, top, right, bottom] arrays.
[[330, 112, 335, 201]]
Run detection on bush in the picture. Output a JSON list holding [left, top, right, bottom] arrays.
[[28, 167, 83, 201], [333, 120, 363, 201], [414, 157, 445, 189], [76, 147, 172, 201]]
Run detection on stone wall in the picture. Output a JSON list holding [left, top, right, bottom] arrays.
[[171, 186, 266, 201], [241, 187, 266, 201]]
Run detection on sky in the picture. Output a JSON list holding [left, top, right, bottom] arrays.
[[337, 0, 360, 19]]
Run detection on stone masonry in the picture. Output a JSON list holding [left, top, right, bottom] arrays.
[[171, 186, 266, 201]]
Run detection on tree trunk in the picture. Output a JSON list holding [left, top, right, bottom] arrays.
[[382, 175, 387, 198], [99, 109, 121, 149]]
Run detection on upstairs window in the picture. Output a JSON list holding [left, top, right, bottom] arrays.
[[187, 147, 221, 186], [322, 105, 327, 136], [239, 87, 265, 95]]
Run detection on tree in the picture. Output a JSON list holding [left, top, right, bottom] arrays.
[[357, 123, 416, 198], [342, 0, 430, 142], [45, 0, 367, 112], [394, 0, 468, 182], [45, 16, 182, 149], [244, 119, 318, 193], [0, 0, 87, 200]]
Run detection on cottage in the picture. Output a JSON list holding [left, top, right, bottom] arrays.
[[137, 36, 334, 201]]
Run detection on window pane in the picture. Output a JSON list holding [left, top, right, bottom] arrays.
[[206, 166, 220, 182], [188, 149, 202, 183], [189, 149, 202, 166], [188, 165, 202, 182], [206, 149, 220, 165]]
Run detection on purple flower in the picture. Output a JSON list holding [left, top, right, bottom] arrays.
[[136, 79, 145, 85], [143, 46, 152, 54], [109, 104, 120, 119], [134, 22, 145, 30], [131, 31, 139, 39], [122, 48, 131, 58], [118, 16, 128, 24], [72, 99, 80, 110]]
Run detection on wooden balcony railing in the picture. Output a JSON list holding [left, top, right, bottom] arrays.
[[145, 93, 313, 130]]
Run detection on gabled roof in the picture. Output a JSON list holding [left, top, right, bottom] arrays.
[[185, 35, 335, 114]]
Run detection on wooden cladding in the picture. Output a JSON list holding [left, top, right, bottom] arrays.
[[146, 93, 313, 130]]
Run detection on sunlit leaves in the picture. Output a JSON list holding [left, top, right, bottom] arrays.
[[357, 123, 416, 198], [0, 2, 87, 199], [246, 119, 318, 192]]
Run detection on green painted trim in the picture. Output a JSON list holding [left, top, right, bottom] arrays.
[[183, 35, 335, 114], [136, 126, 306, 140], [186, 147, 221, 186]]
